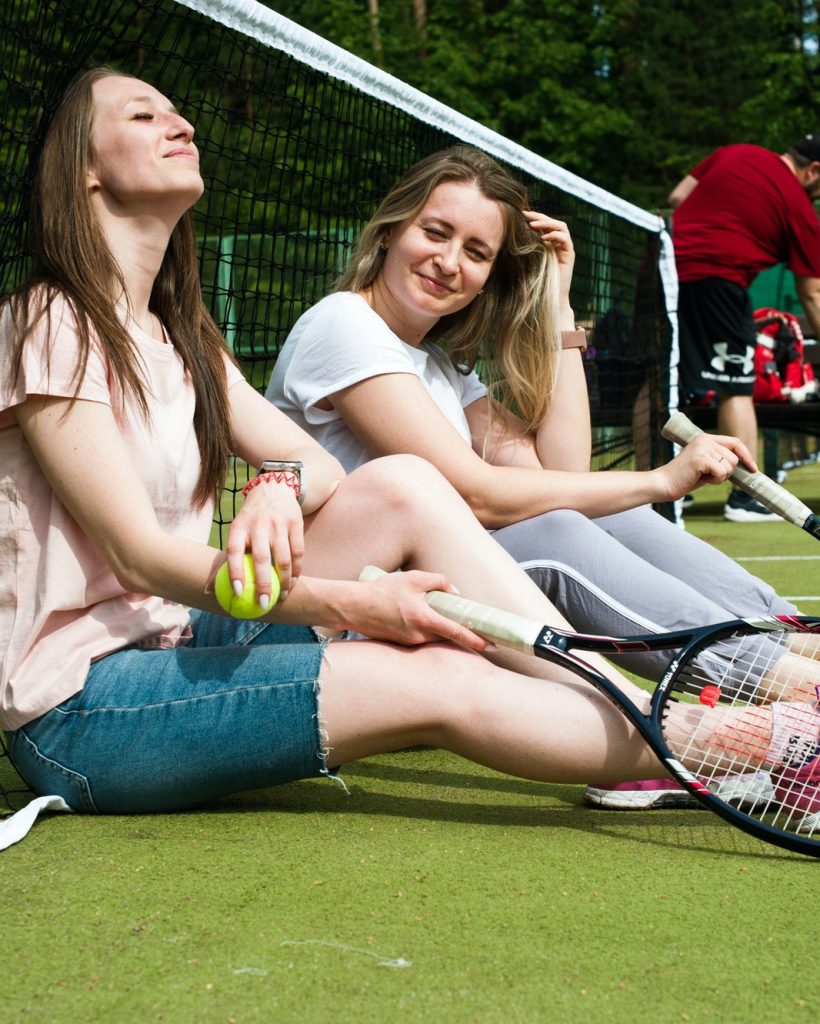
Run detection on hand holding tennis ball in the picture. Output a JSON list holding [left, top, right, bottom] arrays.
[[214, 554, 279, 618]]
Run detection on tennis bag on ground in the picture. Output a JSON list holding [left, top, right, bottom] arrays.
[[753, 307, 818, 404]]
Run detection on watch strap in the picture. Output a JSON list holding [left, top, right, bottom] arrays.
[[561, 329, 587, 352]]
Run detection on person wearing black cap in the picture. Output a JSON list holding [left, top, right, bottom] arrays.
[[668, 137, 820, 522]]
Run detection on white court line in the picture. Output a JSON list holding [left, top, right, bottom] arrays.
[[738, 555, 820, 562]]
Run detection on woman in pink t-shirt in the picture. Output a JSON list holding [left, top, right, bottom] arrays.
[[0, 69, 813, 818]]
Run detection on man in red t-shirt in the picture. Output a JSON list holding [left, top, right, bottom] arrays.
[[669, 136, 820, 521]]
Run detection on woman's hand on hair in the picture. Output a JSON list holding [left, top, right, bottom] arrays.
[[523, 211, 576, 328], [226, 479, 305, 603]]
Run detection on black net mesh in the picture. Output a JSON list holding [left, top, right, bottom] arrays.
[[0, 734, 33, 813], [0, 0, 673, 810]]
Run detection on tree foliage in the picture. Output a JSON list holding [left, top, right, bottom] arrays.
[[270, 0, 820, 209]]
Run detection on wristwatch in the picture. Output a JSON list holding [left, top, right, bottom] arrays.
[[259, 460, 306, 505]]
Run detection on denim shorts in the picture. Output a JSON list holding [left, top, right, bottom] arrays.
[[7, 612, 329, 814]]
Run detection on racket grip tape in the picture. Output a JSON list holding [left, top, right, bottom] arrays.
[[357, 565, 543, 653], [662, 411, 816, 534]]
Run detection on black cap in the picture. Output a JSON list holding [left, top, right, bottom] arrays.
[[793, 134, 820, 162]]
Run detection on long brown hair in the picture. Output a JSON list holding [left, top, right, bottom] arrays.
[[335, 145, 562, 429], [3, 66, 233, 505]]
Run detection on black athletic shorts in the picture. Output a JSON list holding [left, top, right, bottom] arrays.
[[677, 278, 756, 401]]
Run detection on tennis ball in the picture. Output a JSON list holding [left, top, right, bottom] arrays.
[[214, 554, 278, 618]]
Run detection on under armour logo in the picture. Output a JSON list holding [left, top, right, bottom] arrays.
[[710, 343, 754, 375]]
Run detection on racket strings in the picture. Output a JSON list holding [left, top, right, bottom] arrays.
[[786, 630, 820, 662], [663, 708, 820, 837], [664, 703, 771, 777], [681, 631, 788, 703], [661, 626, 820, 839]]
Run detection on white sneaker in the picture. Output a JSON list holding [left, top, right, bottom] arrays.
[[795, 811, 820, 834], [713, 770, 775, 810]]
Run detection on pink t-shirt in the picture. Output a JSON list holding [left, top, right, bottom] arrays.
[[0, 294, 243, 730]]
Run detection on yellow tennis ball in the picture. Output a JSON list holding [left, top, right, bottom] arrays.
[[214, 554, 278, 618]]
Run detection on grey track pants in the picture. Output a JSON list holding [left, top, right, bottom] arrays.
[[492, 504, 797, 680]]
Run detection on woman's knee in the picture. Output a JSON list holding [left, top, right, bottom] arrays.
[[347, 455, 459, 517], [494, 507, 595, 562], [592, 504, 664, 538]]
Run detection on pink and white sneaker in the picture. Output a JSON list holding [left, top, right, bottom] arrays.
[[583, 778, 699, 810], [583, 773, 774, 811]]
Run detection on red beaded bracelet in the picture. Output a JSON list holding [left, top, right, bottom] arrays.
[[241, 470, 302, 502]]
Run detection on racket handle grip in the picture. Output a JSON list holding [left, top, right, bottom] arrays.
[[357, 565, 542, 653], [662, 411, 765, 492], [358, 564, 388, 583], [662, 411, 815, 531]]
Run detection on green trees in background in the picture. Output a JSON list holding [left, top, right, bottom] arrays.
[[4, 1, 816, 215], [269, 0, 820, 209]]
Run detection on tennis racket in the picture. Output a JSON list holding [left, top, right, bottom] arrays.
[[359, 565, 820, 857], [663, 410, 820, 540]]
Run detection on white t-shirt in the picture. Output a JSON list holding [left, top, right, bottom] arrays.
[[266, 292, 487, 472], [0, 294, 245, 730]]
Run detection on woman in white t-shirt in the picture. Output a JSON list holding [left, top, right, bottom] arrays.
[[266, 145, 820, 810], [7, 67, 787, 830]]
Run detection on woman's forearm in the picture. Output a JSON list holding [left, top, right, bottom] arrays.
[[111, 527, 379, 634], [533, 349, 592, 471], [468, 463, 669, 528], [469, 430, 741, 527]]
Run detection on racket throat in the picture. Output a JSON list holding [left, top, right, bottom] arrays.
[[535, 626, 570, 655]]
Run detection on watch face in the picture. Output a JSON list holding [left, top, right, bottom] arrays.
[[258, 461, 305, 504], [260, 461, 302, 474]]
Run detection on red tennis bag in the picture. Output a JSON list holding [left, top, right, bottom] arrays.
[[753, 307, 817, 403]]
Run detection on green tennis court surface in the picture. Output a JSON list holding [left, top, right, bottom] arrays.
[[3, 464, 819, 1024]]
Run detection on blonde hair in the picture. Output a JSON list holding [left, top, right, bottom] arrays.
[[3, 66, 234, 505], [335, 145, 562, 429]]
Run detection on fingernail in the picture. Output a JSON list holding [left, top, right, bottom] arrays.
[[232, 580, 243, 597], [259, 594, 270, 610], [485, 643, 497, 652], [279, 589, 289, 601]]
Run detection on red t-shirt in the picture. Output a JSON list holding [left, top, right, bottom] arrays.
[[672, 144, 820, 287]]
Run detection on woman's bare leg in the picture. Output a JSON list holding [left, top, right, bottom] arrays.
[[319, 640, 797, 784], [319, 640, 664, 782], [303, 456, 649, 701]]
